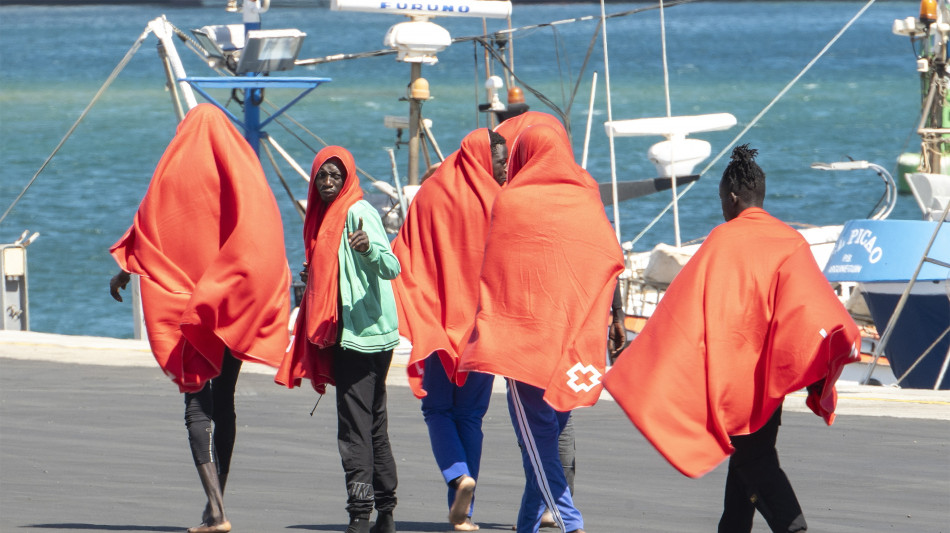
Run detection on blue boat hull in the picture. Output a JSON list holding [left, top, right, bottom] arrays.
[[862, 282, 950, 390]]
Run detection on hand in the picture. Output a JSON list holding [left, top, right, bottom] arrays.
[[347, 217, 369, 254], [299, 261, 309, 284], [110, 270, 131, 302], [608, 318, 627, 365]]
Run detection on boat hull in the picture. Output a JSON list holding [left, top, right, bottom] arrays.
[[861, 281, 950, 390]]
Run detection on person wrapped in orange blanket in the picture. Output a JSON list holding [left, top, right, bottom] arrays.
[[391, 128, 508, 531], [109, 103, 291, 533], [276, 146, 401, 533], [494, 110, 627, 529], [604, 144, 860, 533], [459, 124, 625, 533]]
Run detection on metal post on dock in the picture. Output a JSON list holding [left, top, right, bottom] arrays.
[[408, 62, 423, 186], [1, 231, 39, 332]]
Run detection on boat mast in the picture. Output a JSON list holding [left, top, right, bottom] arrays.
[[918, 0, 950, 174], [408, 62, 425, 185], [331, 0, 510, 185]]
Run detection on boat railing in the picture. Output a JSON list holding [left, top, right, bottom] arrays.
[[810, 161, 897, 221]]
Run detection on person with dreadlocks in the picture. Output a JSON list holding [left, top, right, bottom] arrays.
[[604, 144, 860, 533]]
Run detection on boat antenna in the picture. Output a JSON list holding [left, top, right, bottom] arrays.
[[599, 0, 621, 243], [657, 0, 682, 247]]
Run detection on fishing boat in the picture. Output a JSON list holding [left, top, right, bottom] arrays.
[[615, 0, 950, 390], [2, 0, 946, 390], [1, 0, 713, 330], [820, 1, 950, 390]]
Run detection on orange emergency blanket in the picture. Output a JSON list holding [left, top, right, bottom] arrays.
[[603, 207, 860, 478], [459, 125, 624, 412], [391, 129, 502, 398], [275, 146, 363, 393], [109, 103, 291, 393]]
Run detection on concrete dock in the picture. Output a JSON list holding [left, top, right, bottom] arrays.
[[1, 330, 948, 532]]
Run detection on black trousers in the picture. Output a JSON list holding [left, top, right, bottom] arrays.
[[183, 349, 242, 477], [718, 406, 807, 533], [333, 346, 398, 518], [558, 413, 576, 495]]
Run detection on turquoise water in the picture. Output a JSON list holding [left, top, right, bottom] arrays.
[[0, 2, 925, 338]]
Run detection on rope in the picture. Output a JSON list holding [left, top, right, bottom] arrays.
[[0, 25, 152, 227], [626, 0, 879, 249]]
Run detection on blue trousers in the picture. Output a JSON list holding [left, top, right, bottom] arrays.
[[507, 378, 583, 533], [420, 355, 493, 515]]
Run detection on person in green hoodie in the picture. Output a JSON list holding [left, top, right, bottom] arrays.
[[277, 145, 401, 533]]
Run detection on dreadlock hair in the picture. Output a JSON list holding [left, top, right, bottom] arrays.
[[488, 128, 506, 153], [721, 144, 765, 204]]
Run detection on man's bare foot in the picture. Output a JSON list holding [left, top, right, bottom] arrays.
[[540, 509, 556, 528], [186, 520, 231, 533], [453, 517, 480, 531], [448, 475, 476, 525]]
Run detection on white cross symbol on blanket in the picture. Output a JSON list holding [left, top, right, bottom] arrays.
[[565, 362, 602, 393]]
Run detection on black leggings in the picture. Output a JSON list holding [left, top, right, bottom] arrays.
[[184, 351, 242, 476], [718, 406, 807, 533]]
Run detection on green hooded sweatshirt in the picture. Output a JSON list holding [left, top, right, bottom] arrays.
[[336, 200, 401, 353]]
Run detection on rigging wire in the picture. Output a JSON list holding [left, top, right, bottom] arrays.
[[0, 26, 152, 227], [293, 0, 700, 69], [566, 21, 604, 126], [474, 37, 570, 127], [551, 25, 570, 114], [0, 1, 699, 228], [461, 1, 697, 133], [261, 138, 307, 221], [481, 0, 699, 40], [626, 0, 880, 249], [260, 101, 383, 184]]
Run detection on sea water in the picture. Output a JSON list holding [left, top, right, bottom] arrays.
[[0, 1, 925, 338]]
